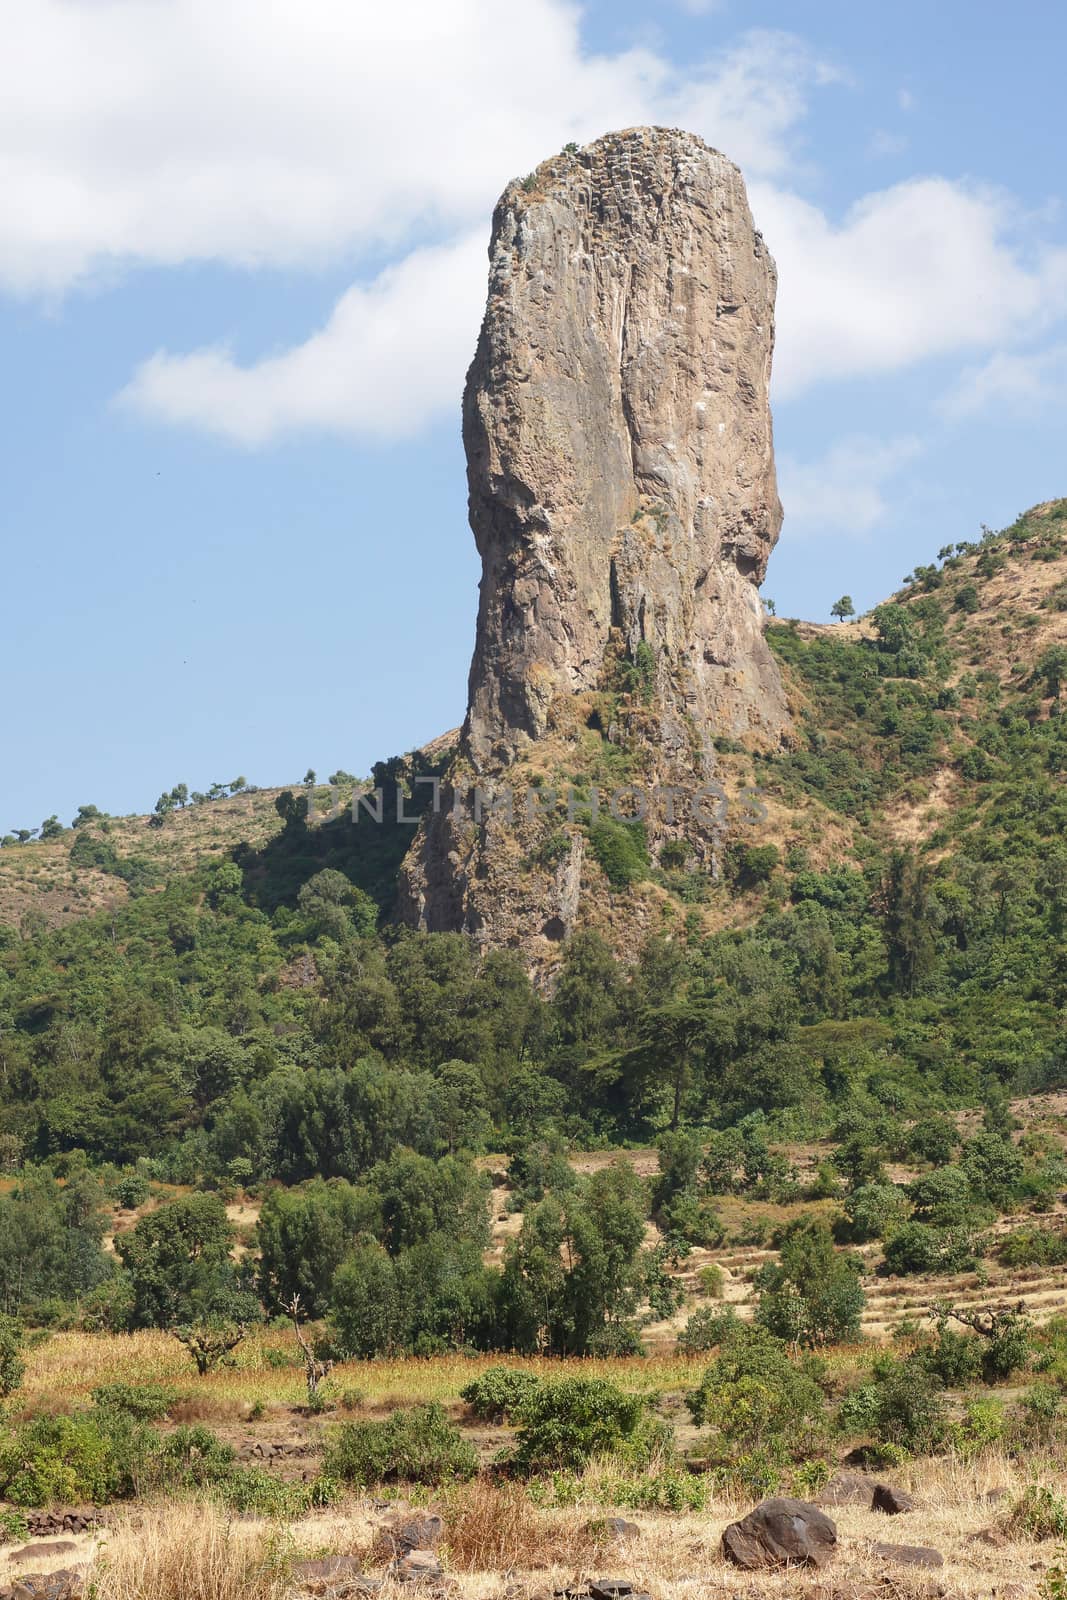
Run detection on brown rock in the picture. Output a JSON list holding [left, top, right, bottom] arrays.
[[721, 1498, 838, 1570], [394, 1551, 443, 1584], [387, 1516, 444, 1555], [872, 1543, 944, 1569], [5, 1547, 79, 1566], [871, 1484, 917, 1515], [398, 127, 789, 956], [818, 1473, 877, 1507]]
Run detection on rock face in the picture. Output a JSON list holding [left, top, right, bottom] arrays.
[[398, 127, 788, 954], [464, 125, 786, 766]]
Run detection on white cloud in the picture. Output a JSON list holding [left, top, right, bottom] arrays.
[[0, 4, 820, 295], [756, 178, 1067, 397], [118, 232, 487, 444], [7, 1, 1066, 447], [778, 435, 923, 536], [942, 343, 1067, 418]]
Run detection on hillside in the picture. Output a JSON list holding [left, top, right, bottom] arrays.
[[1, 503, 1066, 1600]]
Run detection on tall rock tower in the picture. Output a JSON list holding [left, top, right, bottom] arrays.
[[399, 128, 789, 955]]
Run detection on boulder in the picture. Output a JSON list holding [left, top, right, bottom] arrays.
[[818, 1473, 877, 1507], [5, 1547, 79, 1566], [393, 1551, 442, 1585], [721, 1498, 838, 1570], [386, 1516, 444, 1555], [871, 1483, 917, 1515], [592, 1520, 640, 1542], [872, 1543, 944, 1569]]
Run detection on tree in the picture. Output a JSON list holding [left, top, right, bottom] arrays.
[[831, 595, 855, 622], [255, 1179, 381, 1316], [286, 1294, 333, 1401], [116, 1194, 254, 1331], [39, 815, 64, 841], [0, 1316, 24, 1398], [756, 1216, 865, 1346], [303, 768, 317, 786]]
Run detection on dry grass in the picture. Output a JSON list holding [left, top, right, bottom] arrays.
[[19, 1330, 710, 1416], [91, 1504, 289, 1600], [52, 1454, 1066, 1600]]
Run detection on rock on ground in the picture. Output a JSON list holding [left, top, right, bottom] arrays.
[[721, 1497, 838, 1570]]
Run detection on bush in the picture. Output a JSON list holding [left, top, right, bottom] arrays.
[[323, 1403, 477, 1486], [677, 1305, 741, 1354], [460, 1366, 542, 1422], [688, 1325, 826, 1461], [920, 1328, 982, 1388], [882, 1223, 976, 1276], [510, 1377, 663, 1475], [0, 1412, 148, 1506], [92, 1381, 178, 1420], [0, 1510, 29, 1546], [838, 1353, 947, 1457], [587, 819, 649, 889], [696, 1264, 725, 1299], [1006, 1485, 1067, 1541]]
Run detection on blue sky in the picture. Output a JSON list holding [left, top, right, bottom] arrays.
[[2, 0, 1065, 830]]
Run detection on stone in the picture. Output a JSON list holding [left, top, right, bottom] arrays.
[[393, 1551, 443, 1584], [817, 1473, 877, 1507], [3, 1570, 84, 1600], [398, 127, 789, 956], [721, 1498, 838, 1570], [589, 1582, 636, 1599], [871, 1484, 917, 1515], [5, 1548, 79, 1566], [872, 1543, 944, 1569], [593, 1519, 640, 1541], [387, 1516, 444, 1554]]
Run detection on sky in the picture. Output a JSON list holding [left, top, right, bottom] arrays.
[[2, 0, 1066, 830]]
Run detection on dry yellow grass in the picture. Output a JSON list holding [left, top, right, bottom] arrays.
[[18, 1329, 711, 1416], [59, 1457, 1067, 1600]]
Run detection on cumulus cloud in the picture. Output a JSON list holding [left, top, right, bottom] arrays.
[[778, 436, 923, 536], [0, 3, 820, 295], [757, 179, 1067, 397], [942, 342, 1067, 418], [118, 232, 487, 444], [6, 1, 1066, 446]]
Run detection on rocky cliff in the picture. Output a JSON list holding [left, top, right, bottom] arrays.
[[399, 127, 790, 957]]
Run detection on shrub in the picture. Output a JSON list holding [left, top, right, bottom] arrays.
[[0, 1510, 29, 1547], [948, 1397, 1004, 1460], [587, 819, 649, 888], [510, 1377, 662, 1475], [0, 1413, 149, 1506], [460, 1367, 542, 1422], [677, 1305, 741, 1354], [92, 1382, 178, 1421], [323, 1403, 477, 1486], [1006, 1485, 1067, 1541], [688, 1324, 826, 1461], [838, 1353, 947, 1457], [882, 1223, 976, 1276], [696, 1264, 725, 1298], [920, 1328, 982, 1388]]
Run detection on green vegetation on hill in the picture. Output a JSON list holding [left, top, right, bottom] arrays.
[[0, 502, 1064, 1366]]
